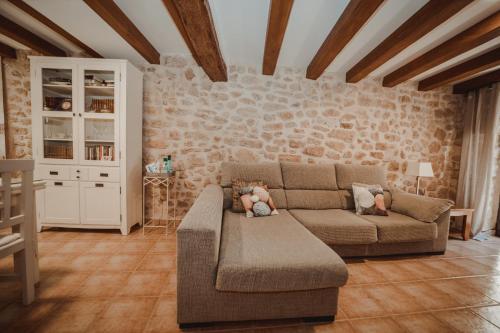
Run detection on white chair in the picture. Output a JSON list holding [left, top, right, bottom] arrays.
[[0, 159, 35, 305]]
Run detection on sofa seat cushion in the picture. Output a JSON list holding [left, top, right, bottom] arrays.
[[359, 211, 438, 243], [289, 209, 378, 245], [216, 209, 348, 293]]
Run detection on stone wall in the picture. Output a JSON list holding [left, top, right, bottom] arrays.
[[2, 52, 465, 219], [2, 50, 35, 159], [142, 55, 464, 217]]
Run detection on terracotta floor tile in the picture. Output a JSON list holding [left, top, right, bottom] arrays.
[[144, 315, 182, 333], [37, 283, 79, 299], [86, 240, 123, 254], [365, 284, 425, 314], [421, 259, 471, 278], [346, 263, 387, 285], [38, 241, 67, 254], [393, 313, 455, 333], [68, 254, 110, 272], [38, 254, 76, 273], [148, 240, 176, 254], [153, 296, 176, 317], [313, 321, 355, 333], [35, 313, 96, 333], [87, 315, 150, 333], [42, 271, 90, 287], [101, 296, 157, 318], [471, 305, 500, 327], [54, 240, 95, 255], [77, 272, 129, 297], [100, 254, 145, 272], [0, 257, 14, 274], [444, 257, 494, 276], [457, 276, 500, 302], [395, 260, 448, 280], [116, 240, 155, 254], [426, 278, 497, 307], [432, 309, 500, 333], [350, 317, 406, 333], [55, 299, 108, 316], [393, 281, 461, 310], [366, 262, 417, 282], [136, 254, 175, 271], [160, 273, 177, 295], [73, 231, 116, 241], [1, 301, 59, 331], [117, 271, 169, 297], [339, 286, 386, 318]]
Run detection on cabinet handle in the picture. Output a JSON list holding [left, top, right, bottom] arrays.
[[54, 182, 63, 186], [49, 171, 58, 175], [72, 113, 75, 116], [76, 170, 80, 173], [100, 173, 109, 177], [79, 113, 82, 117], [95, 183, 104, 187], [76, 176, 80, 179]]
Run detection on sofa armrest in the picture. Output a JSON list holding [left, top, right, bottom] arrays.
[[177, 184, 224, 267], [390, 189, 454, 223]]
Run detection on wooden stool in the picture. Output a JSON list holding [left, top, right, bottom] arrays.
[[450, 208, 474, 241]]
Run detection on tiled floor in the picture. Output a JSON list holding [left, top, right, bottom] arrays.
[[1, 227, 500, 332]]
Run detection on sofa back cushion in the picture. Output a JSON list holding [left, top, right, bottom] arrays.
[[221, 162, 284, 189], [281, 162, 338, 190], [281, 162, 340, 209], [335, 164, 388, 190], [223, 187, 287, 210], [285, 190, 343, 209]]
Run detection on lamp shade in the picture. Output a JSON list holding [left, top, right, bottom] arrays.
[[406, 161, 434, 177]]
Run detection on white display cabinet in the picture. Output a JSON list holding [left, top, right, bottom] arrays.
[[30, 57, 143, 235]]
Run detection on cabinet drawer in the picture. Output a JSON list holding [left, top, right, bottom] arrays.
[[36, 165, 70, 180], [88, 167, 119, 182], [70, 166, 88, 181]]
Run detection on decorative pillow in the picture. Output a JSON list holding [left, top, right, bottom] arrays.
[[231, 179, 263, 213], [352, 182, 388, 216]]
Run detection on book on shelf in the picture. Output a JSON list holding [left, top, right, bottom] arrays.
[[85, 143, 114, 161]]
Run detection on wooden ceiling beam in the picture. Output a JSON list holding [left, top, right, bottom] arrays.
[[306, 0, 384, 80], [0, 14, 66, 56], [418, 47, 500, 91], [7, 0, 102, 58], [346, 0, 473, 83], [83, 0, 160, 64], [453, 69, 500, 94], [263, 0, 294, 75], [162, 0, 200, 66], [0, 41, 16, 59], [383, 11, 500, 87], [169, 0, 227, 82]]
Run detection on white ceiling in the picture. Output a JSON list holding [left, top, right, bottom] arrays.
[[1, 0, 499, 86]]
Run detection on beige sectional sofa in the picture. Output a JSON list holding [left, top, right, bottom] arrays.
[[177, 162, 452, 327]]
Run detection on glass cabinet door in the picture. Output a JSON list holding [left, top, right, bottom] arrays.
[[40, 67, 77, 162], [80, 68, 119, 165]]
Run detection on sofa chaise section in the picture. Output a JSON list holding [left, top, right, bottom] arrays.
[[177, 184, 347, 326], [217, 209, 348, 293]]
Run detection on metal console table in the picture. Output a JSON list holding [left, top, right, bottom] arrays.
[[142, 172, 178, 235]]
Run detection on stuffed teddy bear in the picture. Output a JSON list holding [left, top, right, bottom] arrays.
[[239, 185, 279, 218]]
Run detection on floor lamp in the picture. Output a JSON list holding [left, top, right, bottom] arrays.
[[407, 161, 434, 195]]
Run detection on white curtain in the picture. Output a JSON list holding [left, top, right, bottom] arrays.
[[457, 83, 500, 236]]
